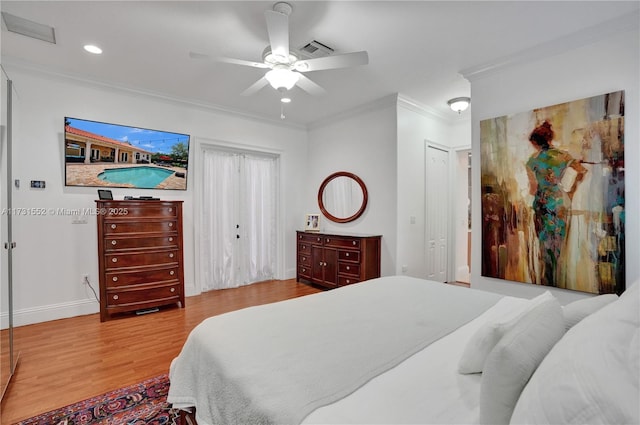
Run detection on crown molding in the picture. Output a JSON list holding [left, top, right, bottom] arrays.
[[307, 93, 399, 130], [461, 10, 639, 82], [397, 94, 460, 123], [1, 56, 307, 131]]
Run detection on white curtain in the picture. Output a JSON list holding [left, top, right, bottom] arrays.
[[200, 149, 277, 291]]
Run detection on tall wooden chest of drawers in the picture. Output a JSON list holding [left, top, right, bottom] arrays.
[[96, 200, 185, 321], [296, 231, 382, 289]]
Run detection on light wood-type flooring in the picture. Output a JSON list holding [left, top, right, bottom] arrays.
[[1, 279, 321, 424]]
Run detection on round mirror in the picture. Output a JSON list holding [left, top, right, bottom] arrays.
[[318, 171, 368, 223]]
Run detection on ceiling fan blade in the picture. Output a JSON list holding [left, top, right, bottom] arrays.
[[241, 77, 269, 96], [189, 51, 269, 69], [264, 9, 289, 59], [295, 51, 369, 72], [296, 74, 326, 96]]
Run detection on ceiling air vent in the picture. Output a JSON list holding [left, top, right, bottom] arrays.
[[298, 40, 334, 59]]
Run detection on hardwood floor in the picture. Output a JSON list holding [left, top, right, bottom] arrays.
[[0, 279, 321, 424]]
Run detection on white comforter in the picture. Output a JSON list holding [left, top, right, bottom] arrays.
[[304, 295, 528, 424], [168, 276, 506, 425]]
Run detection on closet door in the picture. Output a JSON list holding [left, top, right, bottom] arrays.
[[200, 149, 277, 291], [425, 144, 449, 282]]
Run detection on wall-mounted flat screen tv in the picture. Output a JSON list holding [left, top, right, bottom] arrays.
[[65, 117, 190, 190]]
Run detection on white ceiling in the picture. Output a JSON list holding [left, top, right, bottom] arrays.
[[1, 1, 638, 127]]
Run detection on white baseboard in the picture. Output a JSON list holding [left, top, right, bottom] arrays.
[[3, 298, 99, 328]]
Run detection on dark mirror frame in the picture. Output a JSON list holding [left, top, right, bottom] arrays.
[[318, 171, 368, 223]]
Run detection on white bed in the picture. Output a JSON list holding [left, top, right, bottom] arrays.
[[167, 275, 639, 425]]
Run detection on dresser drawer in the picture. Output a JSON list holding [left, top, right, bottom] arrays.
[[105, 235, 178, 252], [338, 276, 360, 286], [338, 250, 360, 263], [298, 265, 311, 279], [298, 243, 312, 255], [104, 220, 177, 235], [106, 284, 181, 307], [338, 262, 360, 276], [298, 254, 312, 267], [298, 232, 323, 244], [103, 203, 178, 218], [106, 266, 180, 287], [105, 249, 179, 269], [324, 237, 361, 249]]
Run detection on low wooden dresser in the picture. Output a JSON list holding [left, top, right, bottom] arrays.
[[96, 200, 185, 321], [296, 231, 382, 289]]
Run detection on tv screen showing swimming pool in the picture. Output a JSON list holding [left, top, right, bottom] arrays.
[[65, 117, 189, 190]]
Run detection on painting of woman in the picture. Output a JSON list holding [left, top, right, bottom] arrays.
[[526, 121, 587, 286]]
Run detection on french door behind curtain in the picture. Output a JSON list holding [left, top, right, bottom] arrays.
[[200, 148, 277, 291]]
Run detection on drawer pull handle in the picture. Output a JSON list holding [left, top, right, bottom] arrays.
[[345, 253, 350, 257], [111, 224, 117, 229], [169, 208, 173, 212], [346, 279, 351, 284], [326, 238, 330, 243], [169, 223, 173, 227], [316, 237, 321, 242], [170, 287, 175, 292], [169, 237, 173, 242], [169, 253, 174, 258], [302, 257, 306, 261], [112, 276, 118, 282], [111, 240, 117, 246], [112, 258, 118, 263], [346, 266, 350, 270], [302, 268, 306, 272], [170, 270, 175, 275], [113, 295, 119, 300], [353, 241, 356, 246]]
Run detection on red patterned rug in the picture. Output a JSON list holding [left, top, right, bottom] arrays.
[[14, 374, 181, 425]]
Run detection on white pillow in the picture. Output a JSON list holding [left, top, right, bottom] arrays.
[[511, 284, 639, 425], [562, 293, 618, 330], [458, 291, 555, 374], [478, 297, 565, 425]]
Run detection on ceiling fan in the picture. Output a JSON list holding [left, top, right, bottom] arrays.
[[190, 2, 369, 98]]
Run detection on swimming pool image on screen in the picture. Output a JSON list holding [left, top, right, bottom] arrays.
[[64, 116, 190, 190], [98, 166, 175, 188]]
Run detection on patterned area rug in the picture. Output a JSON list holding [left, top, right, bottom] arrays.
[[14, 374, 181, 425]]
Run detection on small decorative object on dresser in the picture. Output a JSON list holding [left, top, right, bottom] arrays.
[[96, 200, 185, 321], [296, 231, 381, 289], [305, 213, 320, 232]]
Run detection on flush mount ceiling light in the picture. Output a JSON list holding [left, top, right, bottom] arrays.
[[447, 97, 471, 113], [83, 44, 103, 54]]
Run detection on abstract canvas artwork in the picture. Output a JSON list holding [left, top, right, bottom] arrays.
[[480, 91, 625, 294]]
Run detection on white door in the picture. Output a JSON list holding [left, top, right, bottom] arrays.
[[200, 149, 278, 290], [425, 145, 449, 282]]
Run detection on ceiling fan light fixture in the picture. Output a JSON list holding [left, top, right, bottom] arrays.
[[265, 68, 299, 90], [280, 96, 292, 103], [447, 97, 471, 113]]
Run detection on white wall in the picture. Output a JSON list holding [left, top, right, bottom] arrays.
[[306, 96, 397, 276], [395, 99, 471, 280], [468, 28, 639, 304], [4, 63, 308, 326]]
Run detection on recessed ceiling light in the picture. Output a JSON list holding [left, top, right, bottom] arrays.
[[83, 44, 102, 54]]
